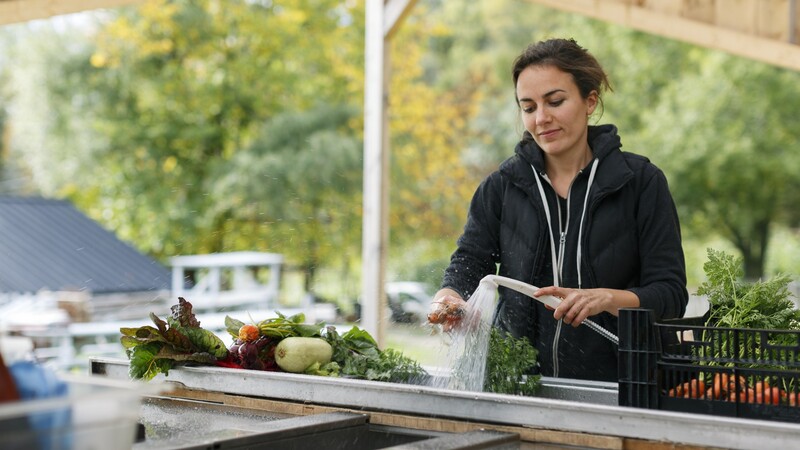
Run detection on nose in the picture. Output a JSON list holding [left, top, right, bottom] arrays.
[[535, 107, 551, 126]]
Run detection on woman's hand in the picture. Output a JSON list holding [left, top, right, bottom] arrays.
[[534, 286, 637, 327], [428, 289, 467, 332]]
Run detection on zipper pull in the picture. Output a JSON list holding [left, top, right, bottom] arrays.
[[559, 231, 566, 245]]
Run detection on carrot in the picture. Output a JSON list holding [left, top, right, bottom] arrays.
[[428, 299, 465, 325], [669, 379, 706, 399], [729, 388, 756, 403], [711, 373, 729, 399], [766, 387, 782, 405], [754, 379, 770, 392], [728, 375, 746, 394], [427, 310, 444, 324]]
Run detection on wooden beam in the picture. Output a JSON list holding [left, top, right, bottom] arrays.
[[384, 0, 418, 39], [0, 0, 142, 26], [528, 0, 800, 72], [362, 0, 390, 346]]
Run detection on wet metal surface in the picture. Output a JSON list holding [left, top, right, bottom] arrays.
[[93, 357, 800, 450]]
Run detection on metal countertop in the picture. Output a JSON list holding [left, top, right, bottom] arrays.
[[92, 357, 800, 450]]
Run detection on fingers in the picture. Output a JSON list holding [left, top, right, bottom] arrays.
[[550, 289, 592, 327], [428, 295, 466, 327]]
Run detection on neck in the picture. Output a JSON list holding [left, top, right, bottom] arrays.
[[545, 146, 593, 178]]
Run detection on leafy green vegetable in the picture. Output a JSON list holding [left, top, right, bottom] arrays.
[[170, 297, 201, 328], [179, 327, 229, 359], [121, 298, 229, 380], [304, 361, 341, 377], [484, 328, 541, 396], [323, 325, 427, 383], [698, 248, 799, 331], [696, 248, 800, 369], [224, 311, 323, 340], [123, 300, 426, 384]]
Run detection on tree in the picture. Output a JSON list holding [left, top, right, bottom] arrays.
[[8, 0, 365, 263], [211, 106, 362, 291], [636, 51, 800, 278], [385, 4, 483, 259]]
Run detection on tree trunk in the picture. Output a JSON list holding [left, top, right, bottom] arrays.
[[737, 220, 770, 281]]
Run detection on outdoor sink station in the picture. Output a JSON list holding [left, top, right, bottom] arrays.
[[90, 354, 800, 450]]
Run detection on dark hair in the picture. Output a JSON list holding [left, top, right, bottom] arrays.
[[512, 38, 612, 103]]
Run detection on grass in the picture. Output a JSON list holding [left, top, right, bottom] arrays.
[[384, 322, 444, 367]]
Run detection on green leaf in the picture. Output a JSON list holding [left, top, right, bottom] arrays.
[[305, 361, 340, 377], [171, 297, 201, 327], [178, 326, 229, 359], [128, 342, 171, 381], [119, 325, 172, 349], [225, 315, 246, 339], [483, 328, 540, 396]]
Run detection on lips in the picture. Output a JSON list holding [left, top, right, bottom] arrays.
[[538, 129, 560, 139]]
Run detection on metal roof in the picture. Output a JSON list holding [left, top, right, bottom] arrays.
[[0, 196, 170, 294]]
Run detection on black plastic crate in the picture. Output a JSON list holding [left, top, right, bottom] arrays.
[[619, 308, 800, 423]]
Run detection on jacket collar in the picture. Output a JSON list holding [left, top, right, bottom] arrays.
[[500, 124, 633, 195]]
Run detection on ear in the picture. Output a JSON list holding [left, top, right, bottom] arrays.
[[586, 90, 599, 115]]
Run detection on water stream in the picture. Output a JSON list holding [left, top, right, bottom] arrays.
[[425, 283, 499, 392]]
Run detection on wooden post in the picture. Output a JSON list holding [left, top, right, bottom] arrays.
[[362, 0, 417, 346], [362, 0, 388, 344]]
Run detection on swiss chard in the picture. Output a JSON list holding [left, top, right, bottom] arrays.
[[121, 297, 229, 380]]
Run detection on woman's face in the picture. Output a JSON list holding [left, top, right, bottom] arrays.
[[516, 65, 598, 159]]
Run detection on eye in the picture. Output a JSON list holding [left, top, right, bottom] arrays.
[[549, 99, 565, 107]]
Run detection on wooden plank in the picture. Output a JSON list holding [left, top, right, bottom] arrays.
[[623, 439, 726, 450], [163, 387, 734, 449], [678, 0, 715, 23], [714, 0, 758, 34], [384, 0, 419, 39], [0, 0, 142, 25], [756, 0, 791, 40], [527, 0, 800, 72], [644, 0, 684, 15], [794, 0, 800, 44], [163, 387, 626, 450]]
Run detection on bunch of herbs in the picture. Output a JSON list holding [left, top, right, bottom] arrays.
[[483, 328, 540, 396]]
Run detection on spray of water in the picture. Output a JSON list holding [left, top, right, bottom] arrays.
[[426, 282, 498, 392]]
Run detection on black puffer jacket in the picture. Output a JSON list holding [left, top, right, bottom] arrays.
[[441, 124, 688, 382]]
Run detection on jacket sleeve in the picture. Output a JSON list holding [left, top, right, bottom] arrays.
[[628, 167, 689, 320], [441, 172, 504, 300]]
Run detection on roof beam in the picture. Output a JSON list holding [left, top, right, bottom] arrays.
[[528, 0, 800, 72], [0, 0, 142, 26], [384, 0, 417, 39]]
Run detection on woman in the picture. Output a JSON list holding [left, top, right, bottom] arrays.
[[430, 38, 688, 382]]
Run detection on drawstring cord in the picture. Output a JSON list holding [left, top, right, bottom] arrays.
[[576, 158, 599, 288]]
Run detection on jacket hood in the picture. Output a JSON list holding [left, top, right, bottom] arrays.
[[512, 124, 621, 174]]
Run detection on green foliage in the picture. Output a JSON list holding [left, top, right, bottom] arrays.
[[698, 248, 799, 331], [5, 0, 800, 302], [484, 328, 540, 396], [7, 0, 366, 270], [635, 52, 800, 279], [224, 312, 323, 340], [212, 106, 363, 289], [324, 325, 427, 383]]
